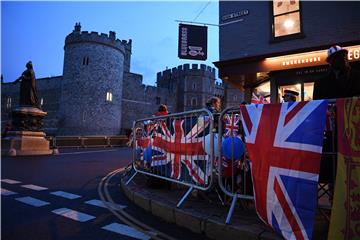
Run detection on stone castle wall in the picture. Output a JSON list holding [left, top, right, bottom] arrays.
[[1, 24, 242, 136]]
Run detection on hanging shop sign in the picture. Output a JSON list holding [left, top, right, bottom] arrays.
[[178, 24, 207, 61]]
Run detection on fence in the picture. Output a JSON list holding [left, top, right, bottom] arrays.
[[127, 101, 337, 223], [127, 108, 215, 207], [46, 135, 128, 148]]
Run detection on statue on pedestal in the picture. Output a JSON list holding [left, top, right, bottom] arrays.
[[2, 61, 53, 156], [14, 61, 40, 108]]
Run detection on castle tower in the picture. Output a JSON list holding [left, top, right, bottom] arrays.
[[157, 64, 219, 112], [58, 23, 129, 135]]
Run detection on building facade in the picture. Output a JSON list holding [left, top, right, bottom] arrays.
[[2, 23, 243, 136], [215, 1, 360, 103]]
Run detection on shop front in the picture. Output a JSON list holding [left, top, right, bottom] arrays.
[[215, 44, 360, 103]]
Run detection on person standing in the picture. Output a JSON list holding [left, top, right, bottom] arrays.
[[282, 89, 299, 102], [313, 45, 360, 100]]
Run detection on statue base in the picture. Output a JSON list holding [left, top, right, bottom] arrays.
[[2, 131, 53, 156]]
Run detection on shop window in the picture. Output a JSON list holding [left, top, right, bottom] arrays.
[[304, 82, 314, 101], [106, 91, 113, 102], [272, 0, 301, 38], [255, 81, 271, 103]]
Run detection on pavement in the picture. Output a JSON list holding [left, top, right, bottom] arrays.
[[121, 170, 330, 240]]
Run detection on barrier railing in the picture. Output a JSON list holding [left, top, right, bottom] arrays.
[[217, 107, 254, 224], [126, 108, 214, 208], [217, 102, 337, 224]]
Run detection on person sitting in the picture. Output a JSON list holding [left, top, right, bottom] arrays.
[[282, 89, 299, 102], [313, 45, 360, 100]]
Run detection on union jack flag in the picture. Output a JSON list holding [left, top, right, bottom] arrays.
[[148, 117, 211, 185], [224, 114, 241, 137], [251, 92, 269, 104], [240, 100, 328, 239]]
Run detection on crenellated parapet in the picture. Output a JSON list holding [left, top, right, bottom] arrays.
[[156, 64, 216, 83], [64, 23, 131, 54]]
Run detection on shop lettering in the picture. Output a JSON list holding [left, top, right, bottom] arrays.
[[348, 49, 360, 61], [221, 9, 249, 21]]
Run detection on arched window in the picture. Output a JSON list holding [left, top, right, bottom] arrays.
[[106, 91, 113, 102], [6, 96, 11, 109], [191, 97, 197, 106]]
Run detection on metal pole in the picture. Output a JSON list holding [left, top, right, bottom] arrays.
[[177, 186, 194, 208], [226, 193, 238, 224]]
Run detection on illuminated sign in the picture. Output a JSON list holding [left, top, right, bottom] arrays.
[[263, 45, 360, 71], [221, 10, 249, 21]]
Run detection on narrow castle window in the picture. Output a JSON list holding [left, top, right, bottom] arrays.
[[40, 98, 44, 106], [82, 57, 90, 65], [233, 95, 237, 101], [155, 97, 161, 105], [106, 91, 113, 102], [192, 83, 197, 90], [86, 57, 89, 65], [191, 97, 197, 106], [82, 57, 86, 65], [6, 96, 11, 109]]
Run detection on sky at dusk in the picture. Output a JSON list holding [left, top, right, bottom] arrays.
[[1, 1, 219, 85]]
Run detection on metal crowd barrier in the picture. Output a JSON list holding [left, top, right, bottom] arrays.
[[126, 108, 214, 208], [217, 107, 254, 224], [217, 102, 337, 224]]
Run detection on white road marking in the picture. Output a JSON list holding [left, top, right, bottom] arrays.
[[50, 191, 81, 199], [21, 184, 48, 191], [1, 188, 17, 196], [85, 199, 126, 210], [52, 208, 95, 222], [1, 179, 21, 184], [15, 197, 50, 207], [59, 149, 118, 155], [102, 223, 151, 240]]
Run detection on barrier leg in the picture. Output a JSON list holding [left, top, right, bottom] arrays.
[[225, 193, 238, 224], [176, 186, 194, 208], [125, 172, 138, 185]]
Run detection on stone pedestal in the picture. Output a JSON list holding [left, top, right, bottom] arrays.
[[2, 131, 53, 156], [2, 106, 53, 156]]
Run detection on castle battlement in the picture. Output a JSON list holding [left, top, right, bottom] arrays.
[[156, 64, 216, 80], [64, 23, 131, 53]]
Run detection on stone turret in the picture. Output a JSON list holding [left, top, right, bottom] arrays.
[[59, 23, 127, 136]]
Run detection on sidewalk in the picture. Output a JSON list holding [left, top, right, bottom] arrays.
[[121, 173, 329, 240]]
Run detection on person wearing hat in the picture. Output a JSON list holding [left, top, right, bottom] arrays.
[[282, 89, 299, 102], [313, 45, 360, 100]]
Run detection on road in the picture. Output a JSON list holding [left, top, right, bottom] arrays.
[[1, 148, 208, 240]]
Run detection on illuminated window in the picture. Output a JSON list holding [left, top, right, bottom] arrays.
[[106, 91, 113, 102], [6, 96, 11, 109], [272, 0, 301, 38], [40, 98, 44, 106]]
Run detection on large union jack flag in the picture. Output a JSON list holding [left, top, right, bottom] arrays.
[[240, 100, 328, 240], [143, 117, 211, 185]]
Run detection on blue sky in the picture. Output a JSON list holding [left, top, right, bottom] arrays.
[[1, 1, 219, 85]]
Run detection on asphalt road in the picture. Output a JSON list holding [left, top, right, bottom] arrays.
[[1, 147, 208, 240]]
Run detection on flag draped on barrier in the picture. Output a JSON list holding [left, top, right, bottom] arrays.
[[240, 100, 328, 239], [328, 97, 360, 239], [137, 117, 211, 185]]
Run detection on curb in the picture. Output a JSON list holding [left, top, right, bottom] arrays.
[[120, 177, 281, 240]]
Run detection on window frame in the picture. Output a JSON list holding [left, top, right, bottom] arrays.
[[270, 0, 304, 42]]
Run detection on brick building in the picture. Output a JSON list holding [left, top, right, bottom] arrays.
[[215, 1, 360, 103]]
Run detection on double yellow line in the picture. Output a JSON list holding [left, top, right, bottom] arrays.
[[98, 167, 178, 240]]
